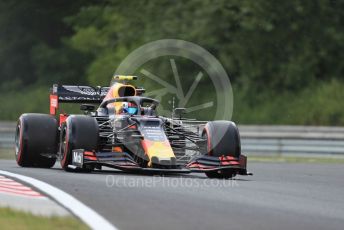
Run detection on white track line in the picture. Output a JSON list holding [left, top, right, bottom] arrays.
[[0, 170, 117, 230]]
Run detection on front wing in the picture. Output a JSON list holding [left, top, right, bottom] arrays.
[[70, 149, 252, 175]]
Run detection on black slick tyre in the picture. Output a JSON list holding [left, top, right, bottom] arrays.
[[15, 114, 58, 168], [60, 115, 99, 172]]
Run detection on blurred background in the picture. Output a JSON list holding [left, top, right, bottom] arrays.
[[0, 0, 343, 125], [0, 2, 344, 228]]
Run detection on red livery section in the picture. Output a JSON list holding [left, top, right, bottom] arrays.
[[50, 94, 58, 115]]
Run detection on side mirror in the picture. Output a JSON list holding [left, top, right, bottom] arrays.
[[173, 108, 186, 119], [80, 104, 95, 112]]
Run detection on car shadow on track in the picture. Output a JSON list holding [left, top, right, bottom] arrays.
[[10, 164, 253, 182], [89, 168, 253, 181]]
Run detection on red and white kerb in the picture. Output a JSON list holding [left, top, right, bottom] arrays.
[[0, 175, 45, 198]]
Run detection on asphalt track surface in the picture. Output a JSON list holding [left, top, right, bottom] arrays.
[[1, 159, 344, 230]]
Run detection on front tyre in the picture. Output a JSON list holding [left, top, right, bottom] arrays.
[[60, 115, 99, 171], [15, 114, 58, 168], [202, 121, 241, 179]]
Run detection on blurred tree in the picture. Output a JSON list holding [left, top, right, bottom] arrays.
[[0, 0, 94, 88], [65, 0, 343, 92], [0, 0, 343, 124]]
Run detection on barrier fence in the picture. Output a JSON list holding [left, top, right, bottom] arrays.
[[238, 125, 344, 156]]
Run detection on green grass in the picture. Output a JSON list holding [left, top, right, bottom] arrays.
[[0, 207, 89, 230], [0, 149, 14, 160], [248, 155, 344, 164]]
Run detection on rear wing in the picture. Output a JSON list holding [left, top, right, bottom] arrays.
[[50, 84, 110, 115]]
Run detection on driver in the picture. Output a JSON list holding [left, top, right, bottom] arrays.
[[119, 102, 138, 115]]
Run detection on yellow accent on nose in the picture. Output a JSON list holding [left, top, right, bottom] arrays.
[[146, 142, 175, 158], [144, 141, 175, 167]]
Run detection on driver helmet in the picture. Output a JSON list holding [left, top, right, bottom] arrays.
[[122, 102, 138, 115]]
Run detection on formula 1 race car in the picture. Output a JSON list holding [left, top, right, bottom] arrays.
[[15, 75, 252, 178]]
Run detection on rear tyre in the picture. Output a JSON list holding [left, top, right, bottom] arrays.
[[202, 121, 241, 179], [60, 115, 99, 172], [15, 114, 58, 168]]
